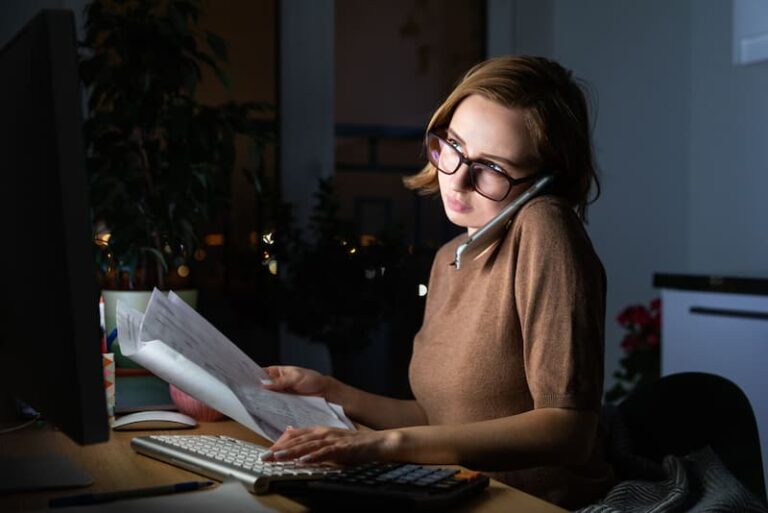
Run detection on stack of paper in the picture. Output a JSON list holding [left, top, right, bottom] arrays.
[[116, 289, 354, 441]]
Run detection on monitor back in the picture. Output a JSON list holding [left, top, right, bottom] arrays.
[[0, 9, 108, 444]]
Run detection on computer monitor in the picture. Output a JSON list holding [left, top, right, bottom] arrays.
[[0, 9, 109, 444]]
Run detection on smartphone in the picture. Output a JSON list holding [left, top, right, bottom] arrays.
[[452, 173, 554, 269]]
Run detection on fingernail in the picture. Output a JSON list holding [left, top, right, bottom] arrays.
[[260, 378, 273, 385], [274, 450, 289, 460], [298, 454, 313, 462], [259, 450, 273, 460]]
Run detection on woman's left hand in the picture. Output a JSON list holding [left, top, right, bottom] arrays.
[[263, 426, 402, 465]]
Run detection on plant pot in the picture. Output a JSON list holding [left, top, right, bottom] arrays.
[[102, 289, 198, 413]]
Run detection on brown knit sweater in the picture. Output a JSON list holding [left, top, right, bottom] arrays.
[[409, 195, 613, 509]]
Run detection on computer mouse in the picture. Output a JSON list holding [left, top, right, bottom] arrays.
[[111, 410, 198, 431]]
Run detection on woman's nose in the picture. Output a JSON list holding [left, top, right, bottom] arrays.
[[450, 162, 473, 191]]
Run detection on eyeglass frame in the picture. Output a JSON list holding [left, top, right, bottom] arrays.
[[426, 130, 543, 202]]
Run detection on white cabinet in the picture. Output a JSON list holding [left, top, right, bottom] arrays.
[[656, 274, 768, 498], [733, 0, 768, 65]]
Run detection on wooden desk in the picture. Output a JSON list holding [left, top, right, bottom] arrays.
[[0, 420, 566, 512]]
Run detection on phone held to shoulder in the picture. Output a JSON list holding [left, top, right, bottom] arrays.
[[452, 174, 553, 270]]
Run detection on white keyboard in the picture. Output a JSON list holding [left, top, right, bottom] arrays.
[[131, 434, 338, 493]]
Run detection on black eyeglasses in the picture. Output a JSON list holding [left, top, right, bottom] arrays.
[[426, 131, 541, 202]]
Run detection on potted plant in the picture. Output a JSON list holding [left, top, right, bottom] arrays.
[[605, 298, 662, 403], [79, 0, 273, 369]]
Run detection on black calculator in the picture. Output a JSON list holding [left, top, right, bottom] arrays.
[[271, 461, 490, 512]]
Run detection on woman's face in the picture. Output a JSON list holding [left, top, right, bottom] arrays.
[[437, 94, 537, 235]]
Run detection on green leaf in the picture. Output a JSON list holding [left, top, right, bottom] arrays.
[[214, 66, 232, 90], [167, 4, 187, 36], [205, 31, 228, 62], [140, 247, 168, 271], [242, 167, 263, 193]]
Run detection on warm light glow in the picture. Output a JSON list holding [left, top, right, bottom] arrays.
[[193, 248, 206, 261], [360, 234, 377, 247], [268, 259, 278, 275], [418, 284, 428, 296], [348, 248, 357, 255], [262, 232, 275, 245], [204, 233, 225, 246], [177, 265, 190, 278], [94, 231, 111, 246]]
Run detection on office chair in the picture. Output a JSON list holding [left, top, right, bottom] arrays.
[[616, 371, 766, 503]]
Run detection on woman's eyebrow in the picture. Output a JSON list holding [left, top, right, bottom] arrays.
[[446, 127, 524, 169]]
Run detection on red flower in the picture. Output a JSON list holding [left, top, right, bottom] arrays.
[[616, 307, 631, 326], [611, 298, 662, 402], [630, 306, 652, 327], [621, 334, 640, 351], [617, 305, 644, 327], [617, 298, 662, 353]]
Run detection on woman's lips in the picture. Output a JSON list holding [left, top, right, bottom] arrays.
[[445, 195, 471, 213]]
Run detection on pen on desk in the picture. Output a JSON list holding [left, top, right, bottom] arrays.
[[48, 480, 215, 508]]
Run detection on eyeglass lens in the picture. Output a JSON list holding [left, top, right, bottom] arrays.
[[427, 133, 511, 201]]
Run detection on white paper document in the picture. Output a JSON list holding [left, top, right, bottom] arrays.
[[117, 289, 354, 441]]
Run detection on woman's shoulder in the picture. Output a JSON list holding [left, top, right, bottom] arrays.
[[517, 194, 576, 220], [503, 196, 605, 294], [506, 194, 598, 257], [512, 195, 585, 235]]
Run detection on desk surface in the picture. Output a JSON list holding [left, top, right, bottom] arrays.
[[0, 420, 566, 512]]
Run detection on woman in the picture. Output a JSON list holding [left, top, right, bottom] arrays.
[[262, 56, 613, 509]]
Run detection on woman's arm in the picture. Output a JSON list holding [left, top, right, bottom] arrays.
[[265, 407, 598, 470], [392, 407, 598, 469], [262, 365, 428, 429]]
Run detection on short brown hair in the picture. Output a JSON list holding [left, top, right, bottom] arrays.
[[403, 55, 600, 221]]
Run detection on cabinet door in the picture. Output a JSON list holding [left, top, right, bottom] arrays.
[[733, 0, 768, 65], [661, 289, 768, 498]]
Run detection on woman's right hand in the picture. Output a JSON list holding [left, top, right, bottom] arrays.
[[261, 365, 332, 397], [263, 365, 426, 430]]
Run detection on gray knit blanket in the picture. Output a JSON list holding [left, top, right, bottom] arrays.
[[576, 406, 768, 513], [577, 447, 767, 513]]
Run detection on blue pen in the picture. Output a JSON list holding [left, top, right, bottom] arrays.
[[106, 327, 118, 352], [48, 480, 215, 508]]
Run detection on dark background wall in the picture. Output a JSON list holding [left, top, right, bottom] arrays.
[[3, 0, 768, 394]]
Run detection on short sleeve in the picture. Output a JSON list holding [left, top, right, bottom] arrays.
[[512, 198, 605, 411]]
